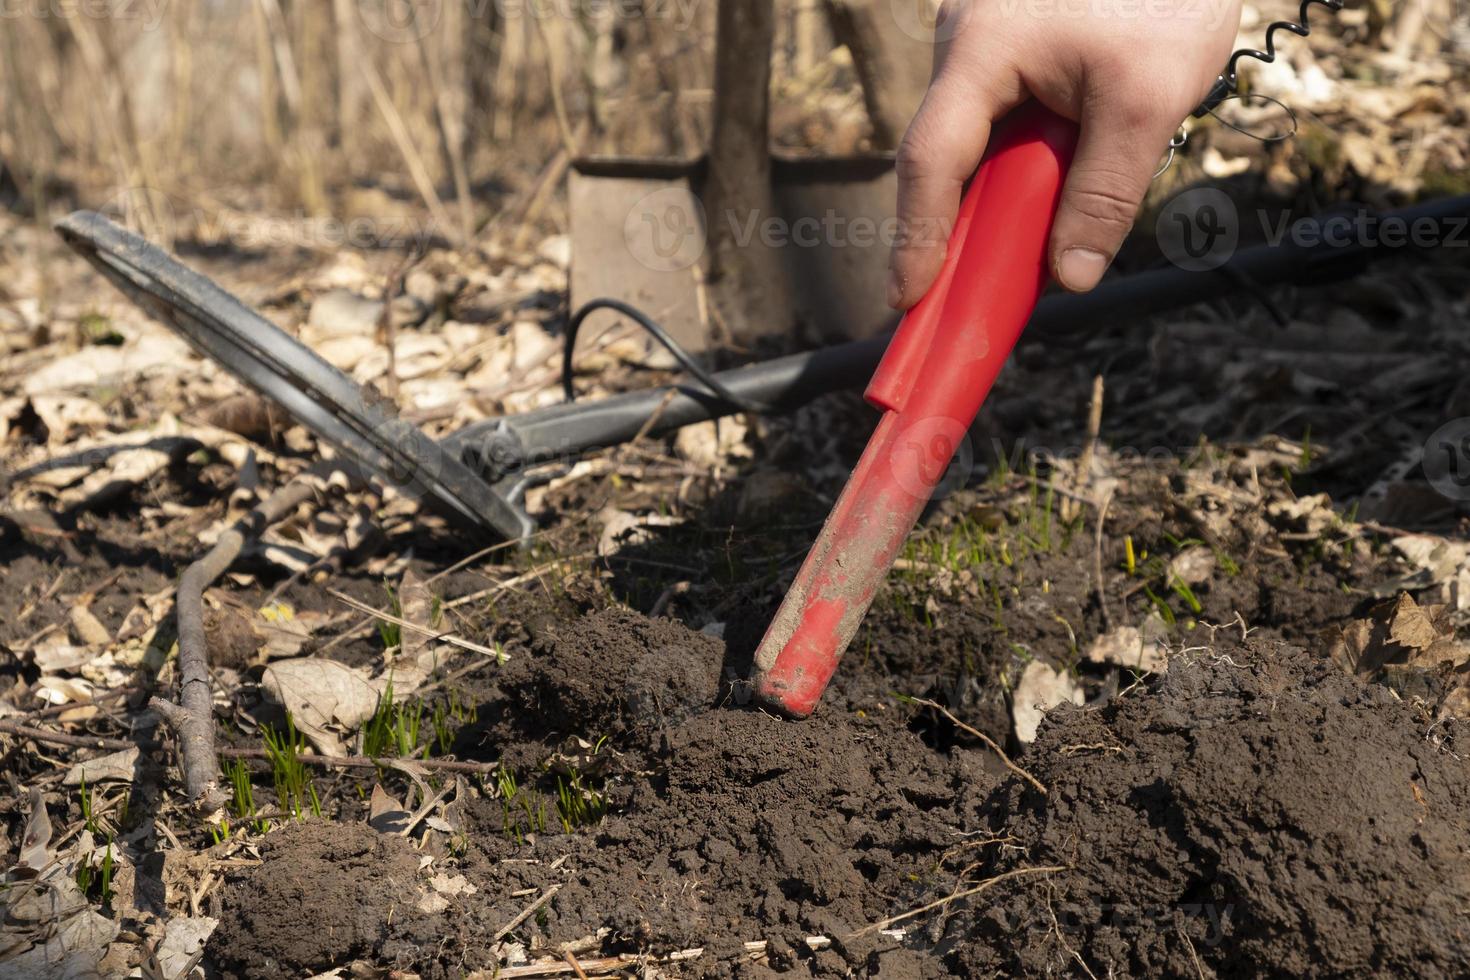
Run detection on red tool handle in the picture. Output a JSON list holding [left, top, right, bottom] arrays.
[[750, 105, 1079, 718]]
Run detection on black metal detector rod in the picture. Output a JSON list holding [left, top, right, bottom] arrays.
[[448, 193, 1470, 480], [55, 195, 1470, 540], [1034, 193, 1470, 330], [446, 332, 892, 477]]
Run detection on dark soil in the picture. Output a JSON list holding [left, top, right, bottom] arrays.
[[955, 638, 1470, 978], [212, 599, 1470, 978], [213, 821, 430, 979]]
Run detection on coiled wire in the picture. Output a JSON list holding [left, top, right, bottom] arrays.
[[1194, 0, 1346, 116]]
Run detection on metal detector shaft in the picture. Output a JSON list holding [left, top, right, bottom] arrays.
[[444, 334, 890, 475], [450, 192, 1470, 480]]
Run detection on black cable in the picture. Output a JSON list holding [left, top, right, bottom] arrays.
[[562, 297, 768, 414]]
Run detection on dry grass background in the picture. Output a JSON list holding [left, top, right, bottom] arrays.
[[0, 0, 869, 248], [1, 1, 1465, 240], [1, 1, 1465, 247]]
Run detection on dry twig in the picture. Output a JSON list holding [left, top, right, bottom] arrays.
[[326, 588, 506, 658], [1047, 881, 1100, 980], [852, 865, 1068, 937], [1180, 924, 1207, 979], [908, 697, 1048, 796], [220, 745, 502, 775], [0, 719, 135, 752], [1092, 487, 1115, 632], [494, 884, 562, 941], [376, 250, 422, 405], [560, 949, 592, 980], [152, 478, 318, 811], [493, 936, 836, 978], [0, 718, 504, 776]]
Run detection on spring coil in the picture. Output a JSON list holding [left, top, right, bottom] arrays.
[[1193, 0, 1346, 116]]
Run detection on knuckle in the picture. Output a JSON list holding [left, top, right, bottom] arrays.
[[1092, 63, 1174, 131], [1110, 84, 1165, 132], [1065, 180, 1140, 234], [1117, 98, 1159, 134], [896, 128, 943, 180]]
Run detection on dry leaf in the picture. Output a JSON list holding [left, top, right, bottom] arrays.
[[21, 333, 190, 395], [1168, 547, 1216, 587], [674, 416, 751, 469], [367, 785, 412, 835], [1084, 625, 1168, 674], [33, 676, 96, 706], [307, 289, 385, 338], [1327, 593, 1470, 677], [67, 607, 110, 647], [147, 915, 218, 980], [31, 642, 93, 675], [1266, 493, 1336, 535], [62, 748, 140, 787], [397, 569, 434, 663], [1012, 661, 1085, 744], [18, 789, 52, 872], [0, 873, 120, 979], [1438, 680, 1470, 722], [260, 658, 381, 756], [598, 506, 653, 557]]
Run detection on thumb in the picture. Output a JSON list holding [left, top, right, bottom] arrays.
[[1049, 99, 1179, 293]]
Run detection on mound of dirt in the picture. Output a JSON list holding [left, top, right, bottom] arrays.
[[954, 638, 1470, 978], [213, 822, 430, 980], [518, 606, 726, 734], [565, 709, 976, 951], [429, 609, 985, 976], [210, 606, 1470, 979]]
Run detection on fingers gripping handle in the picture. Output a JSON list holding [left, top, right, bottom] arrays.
[[750, 106, 1078, 719], [866, 105, 1080, 416]]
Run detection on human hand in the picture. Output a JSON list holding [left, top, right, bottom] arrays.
[[888, 0, 1242, 305]]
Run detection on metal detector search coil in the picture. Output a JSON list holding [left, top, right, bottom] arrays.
[[54, 210, 534, 541]]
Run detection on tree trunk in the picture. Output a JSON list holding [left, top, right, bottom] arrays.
[[824, 0, 931, 150], [703, 0, 794, 345]]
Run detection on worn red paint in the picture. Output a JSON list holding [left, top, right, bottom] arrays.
[[751, 105, 1080, 719]]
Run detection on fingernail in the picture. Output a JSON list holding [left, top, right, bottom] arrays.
[[1057, 247, 1109, 292], [886, 267, 905, 309]]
